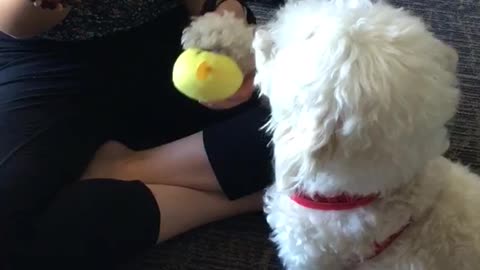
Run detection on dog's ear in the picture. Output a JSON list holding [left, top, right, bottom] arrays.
[[253, 27, 276, 71], [437, 41, 458, 74], [253, 27, 277, 98]]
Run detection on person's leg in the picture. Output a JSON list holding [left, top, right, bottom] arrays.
[[14, 178, 260, 269], [77, 103, 272, 265], [0, 33, 127, 267], [148, 183, 263, 241], [82, 104, 273, 197], [2, 6, 269, 269], [81, 134, 221, 191], [80, 0, 274, 200]]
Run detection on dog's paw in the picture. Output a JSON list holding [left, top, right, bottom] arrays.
[[181, 12, 255, 73]]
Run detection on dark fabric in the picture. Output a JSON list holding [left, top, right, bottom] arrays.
[[40, 0, 179, 41], [9, 179, 160, 270], [121, 0, 480, 269], [203, 104, 272, 200], [0, 6, 272, 268], [201, 0, 227, 14]]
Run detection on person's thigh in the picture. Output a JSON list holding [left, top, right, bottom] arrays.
[[0, 35, 121, 260]]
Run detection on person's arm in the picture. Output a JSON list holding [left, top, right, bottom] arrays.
[[0, 0, 70, 39]]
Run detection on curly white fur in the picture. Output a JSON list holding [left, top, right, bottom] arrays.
[[181, 11, 255, 73], [253, 0, 480, 269]]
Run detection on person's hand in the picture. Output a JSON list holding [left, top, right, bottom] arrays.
[[30, 0, 80, 10], [214, 0, 245, 19], [200, 0, 256, 110]]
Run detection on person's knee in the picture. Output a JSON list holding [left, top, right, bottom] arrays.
[[12, 179, 160, 268]]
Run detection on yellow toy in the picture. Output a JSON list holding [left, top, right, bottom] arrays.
[[172, 48, 244, 103], [172, 11, 255, 103]]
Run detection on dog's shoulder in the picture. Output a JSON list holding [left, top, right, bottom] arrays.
[[414, 157, 480, 268]]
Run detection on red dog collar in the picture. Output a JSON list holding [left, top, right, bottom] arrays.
[[290, 192, 411, 260], [369, 221, 411, 259], [291, 193, 379, 211]]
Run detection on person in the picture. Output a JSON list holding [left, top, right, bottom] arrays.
[[0, 0, 273, 268]]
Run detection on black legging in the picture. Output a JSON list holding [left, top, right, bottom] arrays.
[[0, 7, 272, 269]]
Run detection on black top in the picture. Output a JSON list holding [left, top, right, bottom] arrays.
[[40, 0, 255, 41], [41, 0, 179, 41]]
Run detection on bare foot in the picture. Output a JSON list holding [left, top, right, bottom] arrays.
[[81, 141, 136, 180]]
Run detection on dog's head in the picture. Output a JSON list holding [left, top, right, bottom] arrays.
[[254, 0, 460, 195]]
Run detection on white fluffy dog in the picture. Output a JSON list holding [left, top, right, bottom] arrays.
[[253, 0, 480, 269]]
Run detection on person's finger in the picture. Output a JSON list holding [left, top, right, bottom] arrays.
[[209, 90, 252, 109], [201, 101, 237, 110], [214, 0, 246, 20], [202, 93, 250, 109], [225, 90, 252, 105], [201, 94, 250, 110], [54, 3, 64, 11], [32, 0, 70, 10], [32, 0, 43, 7]]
